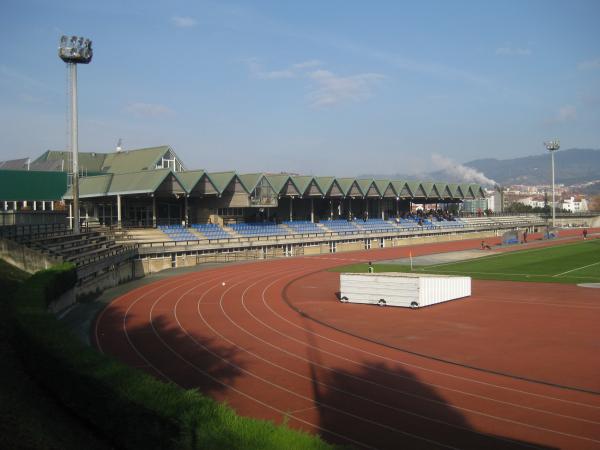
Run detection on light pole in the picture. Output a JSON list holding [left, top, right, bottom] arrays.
[[58, 35, 93, 233], [544, 139, 560, 228]]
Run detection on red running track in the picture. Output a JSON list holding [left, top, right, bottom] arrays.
[[94, 233, 600, 450]]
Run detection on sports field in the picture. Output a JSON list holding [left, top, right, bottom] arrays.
[[332, 239, 600, 284]]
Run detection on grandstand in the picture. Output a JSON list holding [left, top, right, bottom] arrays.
[[0, 145, 560, 277]]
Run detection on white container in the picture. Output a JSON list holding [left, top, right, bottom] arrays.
[[339, 272, 471, 308]]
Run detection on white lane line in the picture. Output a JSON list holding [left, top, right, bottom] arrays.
[[554, 260, 600, 277]]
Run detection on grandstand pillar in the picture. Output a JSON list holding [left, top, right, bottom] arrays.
[[330, 200, 333, 219], [381, 198, 384, 219], [117, 194, 122, 228], [184, 196, 189, 226], [289, 197, 293, 221], [42, 201, 46, 211], [50, 201, 54, 211], [310, 198, 314, 223], [396, 198, 399, 217], [33, 201, 37, 211], [152, 196, 157, 228], [68, 202, 73, 229], [13, 201, 17, 210]]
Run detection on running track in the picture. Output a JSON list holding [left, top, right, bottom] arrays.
[[95, 232, 600, 449]]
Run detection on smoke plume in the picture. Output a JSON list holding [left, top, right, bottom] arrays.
[[431, 154, 496, 186]]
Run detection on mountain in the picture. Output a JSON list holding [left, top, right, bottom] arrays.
[[463, 148, 600, 186]]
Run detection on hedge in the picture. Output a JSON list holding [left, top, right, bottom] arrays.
[[11, 264, 337, 450]]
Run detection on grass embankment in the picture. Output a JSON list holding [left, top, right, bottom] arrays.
[[3, 259, 336, 450], [0, 260, 111, 450], [331, 240, 600, 284]]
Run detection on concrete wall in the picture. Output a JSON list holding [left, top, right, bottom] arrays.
[[76, 259, 136, 298], [0, 237, 61, 273], [553, 215, 600, 228]]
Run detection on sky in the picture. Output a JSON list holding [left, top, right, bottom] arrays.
[[0, 0, 599, 176]]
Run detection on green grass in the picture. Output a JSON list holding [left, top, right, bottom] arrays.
[[331, 240, 600, 284]]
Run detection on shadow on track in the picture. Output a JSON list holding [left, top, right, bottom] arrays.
[[96, 307, 245, 398], [301, 319, 557, 450]]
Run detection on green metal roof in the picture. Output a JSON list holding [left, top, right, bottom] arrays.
[[34, 150, 106, 173], [101, 146, 170, 173], [336, 178, 358, 196], [176, 170, 205, 192], [0, 170, 67, 201], [265, 174, 292, 194], [68, 174, 113, 198], [374, 180, 392, 197], [289, 176, 310, 193], [238, 173, 264, 193], [205, 171, 237, 194], [313, 177, 335, 194]]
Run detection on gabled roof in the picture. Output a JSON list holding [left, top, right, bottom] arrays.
[[265, 174, 292, 194], [460, 183, 474, 199], [405, 181, 421, 197], [0, 170, 67, 201], [238, 173, 264, 192], [313, 176, 335, 194], [355, 179, 374, 196], [374, 180, 393, 197], [470, 184, 485, 198], [336, 178, 363, 197], [110, 169, 185, 195], [420, 182, 440, 199], [435, 183, 452, 198], [205, 171, 238, 194], [390, 180, 406, 197], [176, 170, 205, 192], [289, 175, 317, 196], [101, 146, 173, 174]]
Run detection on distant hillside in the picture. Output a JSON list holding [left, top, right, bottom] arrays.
[[361, 149, 600, 191], [464, 148, 600, 186]]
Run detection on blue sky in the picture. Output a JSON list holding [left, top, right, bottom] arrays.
[[1, 0, 599, 176]]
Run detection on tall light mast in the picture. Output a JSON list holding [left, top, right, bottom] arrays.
[[544, 139, 560, 228], [58, 35, 93, 233]]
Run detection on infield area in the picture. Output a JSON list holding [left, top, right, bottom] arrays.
[[333, 238, 600, 285]]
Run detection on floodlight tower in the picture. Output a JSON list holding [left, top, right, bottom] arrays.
[[544, 139, 560, 228], [58, 35, 93, 233]]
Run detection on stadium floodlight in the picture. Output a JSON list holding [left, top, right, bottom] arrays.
[[58, 35, 93, 233], [544, 139, 560, 228]]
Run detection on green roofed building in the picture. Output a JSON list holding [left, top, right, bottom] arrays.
[[1, 145, 485, 227], [0, 170, 67, 212]]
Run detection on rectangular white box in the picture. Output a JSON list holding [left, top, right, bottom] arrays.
[[339, 272, 471, 308]]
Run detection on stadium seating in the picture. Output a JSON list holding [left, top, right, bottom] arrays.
[[320, 220, 361, 233], [354, 218, 398, 232], [227, 222, 289, 237], [158, 225, 198, 242], [283, 220, 325, 234], [191, 223, 231, 240]]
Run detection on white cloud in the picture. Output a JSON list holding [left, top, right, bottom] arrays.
[[496, 47, 532, 56], [545, 105, 576, 125], [171, 16, 197, 28], [577, 58, 600, 70], [246, 59, 321, 79], [246, 59, 383, 107], [307, 69, 384, 107], [126, 102, 174, 117]]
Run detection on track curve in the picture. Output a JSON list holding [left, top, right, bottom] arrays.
[[95, 235, 600, 449]]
